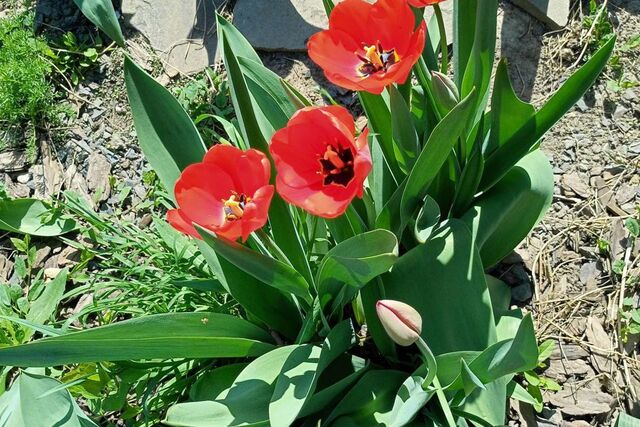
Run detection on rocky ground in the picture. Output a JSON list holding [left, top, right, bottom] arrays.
[[0, 0, 638, 425]]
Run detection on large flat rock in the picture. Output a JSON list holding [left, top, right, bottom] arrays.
[[232, 0, 327, 51], [122, 0, 225, 76], [510, 0, 570, 30]]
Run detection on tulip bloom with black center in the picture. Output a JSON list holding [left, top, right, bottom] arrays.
[[167, 145, 274, 242], [307, 0, 426, 95], [269, 106, 372, 218]]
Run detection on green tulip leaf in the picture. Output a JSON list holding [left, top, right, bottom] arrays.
[[72, 0, 124, 46], [0, 372, 99, 426], [0, 199, 76, 237], [462, 149, 554, 268], [0, 313, 275, 367], [124, 56, 207, 196]]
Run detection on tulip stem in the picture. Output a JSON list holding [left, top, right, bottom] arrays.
[[433, 4, 449, 74], [255, 229, 291, 266], [416, 338, 456, 427]]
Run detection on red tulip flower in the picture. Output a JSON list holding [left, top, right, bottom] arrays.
[[408, 0, 447, 7], [167, 145, 274, 242], [308, 0, 426, 95], [270, 106, 371, 218]]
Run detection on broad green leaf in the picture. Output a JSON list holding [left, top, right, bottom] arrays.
[[460, 0, 498, 124], [385, 364, 435, 426], [124, 56, 206, 195], [165, 345, 302, 427], [450, 116, 486, 217], [197, 241, 301, 340], [481, 37, 615, 190], [197, 227, 312, 306], [238, 56, 295, 129], [485, 60, 535, 156], [359, 91, 402, 182], [452, 0, 477, 87], [0, 372, 98, 427], [462, 150, 553, 268], [400, 90, 477, 233], [317, 230, 398, 316], [298, 355, 369, 418], [318, 229, 398, 286], [507, 381, 539, 407], [71, 0, 124, 46], [414, 194, 440, 244], [270, 321, 355, 427], [0, 199, 76, 237], [437, 315, 538, 390], [217, 15, 269, 153], [189, 364, 248, 402], [382, 220, 497, 355], [25, 268, 67, 339], [325, 369, 408, 426], [0, 313, 275, 367], [389, 85, 419, 173]]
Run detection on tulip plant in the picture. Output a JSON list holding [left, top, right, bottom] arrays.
[[0, 0, 615, 425]]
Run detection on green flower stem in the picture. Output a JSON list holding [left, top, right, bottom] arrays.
[[416, 337, 456, 427], [255, 229, 292, 267], [414, 57, 443, 122], [433, 4, 449, 74]]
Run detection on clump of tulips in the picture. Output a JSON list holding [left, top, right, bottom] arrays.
[[0, 0, 614, 425]]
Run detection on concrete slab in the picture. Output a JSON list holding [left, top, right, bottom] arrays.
[[510, 0, 570, 30], [232, 0, 327, 51], [121, 0, 225, 76]]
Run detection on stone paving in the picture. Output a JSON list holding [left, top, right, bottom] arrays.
[[119, 0, 569, 76]]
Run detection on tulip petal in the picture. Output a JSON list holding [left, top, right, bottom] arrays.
[[166, 209, 199, 239]]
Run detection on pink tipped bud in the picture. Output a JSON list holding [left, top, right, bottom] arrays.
[[376, 299, 422, 347]]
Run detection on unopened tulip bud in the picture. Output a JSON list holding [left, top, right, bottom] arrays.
[[431, 71, 460, 112], [376, 300, 422, 347]]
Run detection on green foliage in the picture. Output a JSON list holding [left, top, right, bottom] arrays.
[[10, 1, 612, 425], [0, 372, 99, 426], [49, 31, 103, 86], [173, 69, 235, 144], [0, 13, 55, 128]]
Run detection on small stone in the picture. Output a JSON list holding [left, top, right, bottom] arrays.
[[138, 214, 153, 228], [545, 358, 592, 380], [579, 262, 602, 286], [58, 247, 81, 267], [16, 173, 30, 184], [612, 105, 628, 120], [86, 153, 112, 201], [0, 149, 28, 172], [616, 184, 637, 205], [34, 246, 52, 269], [585, 317, 614, 373], [561, 172, 590, 198], [550, 386, 613, 417], [44, 267, 62, 279], [550, 344, 589, 360], [0, 254, 14, 282]]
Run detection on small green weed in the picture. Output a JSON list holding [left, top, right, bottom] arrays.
[[583, 0, 639, 92], [173, 68, 235, 144], [48, 31, 106, 86], [524, 340, 562, 412], [0, 12, 56, 147]]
